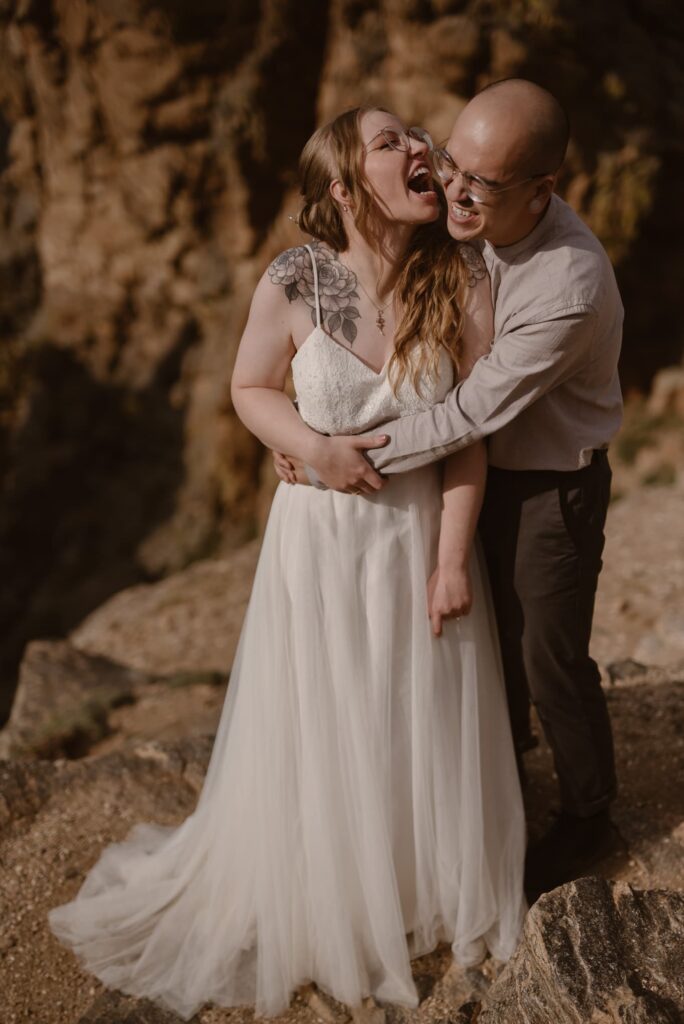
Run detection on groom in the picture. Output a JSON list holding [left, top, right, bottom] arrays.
[[276, 79, 623, 898]]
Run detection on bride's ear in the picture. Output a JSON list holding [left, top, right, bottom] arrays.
[[330, 179, 351, 214]]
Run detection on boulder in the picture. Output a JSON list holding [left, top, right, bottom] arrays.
[[0, 624, 236, 761], [478, 878, 684, 1023], [591, 478, 684, 669], [70, 540, 260, 675], [0, 640, 145, 760]]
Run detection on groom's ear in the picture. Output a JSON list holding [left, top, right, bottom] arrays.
[[530, 174, 556, 213]]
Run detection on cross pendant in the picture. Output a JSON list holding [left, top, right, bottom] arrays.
[[376, 309, 385, 334]]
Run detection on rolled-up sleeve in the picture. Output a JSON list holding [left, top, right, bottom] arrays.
[[367, 304, 598, 474]]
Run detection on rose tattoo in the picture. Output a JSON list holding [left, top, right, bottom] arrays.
[[457, 242, 487, 287], [268, 244, 361, 344]]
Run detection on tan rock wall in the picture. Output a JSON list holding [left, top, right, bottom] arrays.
[[0, 0, 683, 703]]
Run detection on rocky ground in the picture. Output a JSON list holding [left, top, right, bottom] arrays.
[[2, 0, 684, 707], [0, 420, 683, 1022]]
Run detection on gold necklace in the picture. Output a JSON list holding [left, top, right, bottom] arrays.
[[352, 275, 395, 335]]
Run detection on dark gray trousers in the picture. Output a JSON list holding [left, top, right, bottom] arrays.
[[479, 450, 617, 817]]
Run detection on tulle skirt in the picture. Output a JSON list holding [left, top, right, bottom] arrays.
[[49, 467, 526, 1019]]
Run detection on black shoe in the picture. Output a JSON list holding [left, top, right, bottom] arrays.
[[524, 809, 624, 904]]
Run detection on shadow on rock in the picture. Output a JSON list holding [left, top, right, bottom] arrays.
[[0, 339, 193, 723]]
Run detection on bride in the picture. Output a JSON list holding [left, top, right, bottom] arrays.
[[49, 107, 526, 1020]]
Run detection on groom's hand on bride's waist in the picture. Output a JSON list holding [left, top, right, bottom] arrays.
[[272, 435, 389, 494]]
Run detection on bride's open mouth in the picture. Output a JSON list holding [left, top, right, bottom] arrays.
[[407, 165, 437, 200]]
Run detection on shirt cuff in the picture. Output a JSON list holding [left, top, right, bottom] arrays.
[[305, 464, 329, 490]]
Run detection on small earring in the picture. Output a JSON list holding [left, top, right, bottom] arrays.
[[529, 198, 543, 214], [343, 204, 349, 213]]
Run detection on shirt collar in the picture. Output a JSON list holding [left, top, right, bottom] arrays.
[[484, 193, 561, 263]]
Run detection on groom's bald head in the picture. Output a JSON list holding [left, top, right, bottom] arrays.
[[462, 79, 569, 176], [443, 79, 569, 247]]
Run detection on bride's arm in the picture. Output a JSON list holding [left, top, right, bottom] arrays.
[[233, 266, 387, 493], [426, 268, 493, 636], [231, 271, 322, 457], [427, 441, 487, 636]]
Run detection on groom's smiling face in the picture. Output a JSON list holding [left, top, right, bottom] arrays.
[[439, 83, 562, 248]]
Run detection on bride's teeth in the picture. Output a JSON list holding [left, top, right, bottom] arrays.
[[451, 206, 472, 219], [408, 165, 435, 195]]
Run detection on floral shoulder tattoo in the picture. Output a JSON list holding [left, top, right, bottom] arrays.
[[268, 243, 361, 344], [457, 242, 487, 286]]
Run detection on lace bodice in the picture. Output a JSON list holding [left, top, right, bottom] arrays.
[[292, 328, 453, 435], [291, 245, 454, 435]]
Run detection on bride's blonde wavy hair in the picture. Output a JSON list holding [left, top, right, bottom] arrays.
[[297, 107, 471, 391]]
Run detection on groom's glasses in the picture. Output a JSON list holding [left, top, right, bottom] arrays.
[[431, 147, 550, 204], [364, 126, 434, 153]]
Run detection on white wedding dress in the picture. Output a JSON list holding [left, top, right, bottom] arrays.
[[49, 246, 526, 1020]]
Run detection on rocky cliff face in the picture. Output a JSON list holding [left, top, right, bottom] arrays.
[[0, 0, 683, 705]]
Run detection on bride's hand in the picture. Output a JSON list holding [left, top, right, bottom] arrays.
[[273, 452, 310, 485], [427, 563, 473, 637]]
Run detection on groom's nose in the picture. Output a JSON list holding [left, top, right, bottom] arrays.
[[446, 176, 472, 204]]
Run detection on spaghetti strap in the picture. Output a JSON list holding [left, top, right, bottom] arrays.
[[304, 243, 322, 329]]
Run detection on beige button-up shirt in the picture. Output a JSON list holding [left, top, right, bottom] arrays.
[[368, 195, 623, 474]]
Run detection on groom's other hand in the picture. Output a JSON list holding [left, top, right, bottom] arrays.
[[309, 434, 389, 494]]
